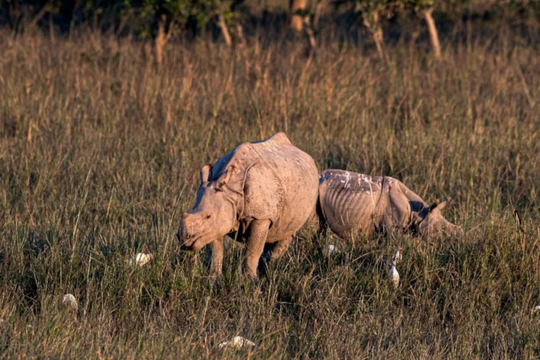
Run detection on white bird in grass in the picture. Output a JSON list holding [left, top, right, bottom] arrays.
[[326, 244, 339, 255], [62, 293, 78, 311], [393, 246, 402, 264], [129, 253, 154, 267], [218, 336, 256, 349], [388, 261, 400, 288]]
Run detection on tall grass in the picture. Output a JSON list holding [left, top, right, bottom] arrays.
[[1, 26, 540, 358]]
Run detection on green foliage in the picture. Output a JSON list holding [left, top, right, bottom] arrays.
[[403, 0, 437, 13], [334, 0, 404, 18], [120, 0, 240, 38]]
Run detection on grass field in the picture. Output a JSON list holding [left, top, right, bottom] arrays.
[[1, 24, 540, 358]]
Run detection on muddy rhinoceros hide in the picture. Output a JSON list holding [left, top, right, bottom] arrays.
[[178, 132, 319, 278]]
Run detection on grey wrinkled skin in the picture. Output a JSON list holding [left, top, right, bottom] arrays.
[[316, 169, 463, 241], [177, 133, 319, 278]]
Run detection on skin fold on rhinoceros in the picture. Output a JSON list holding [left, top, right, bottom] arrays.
[[177, 132, 319, 278], [316, 169, 463, 241]]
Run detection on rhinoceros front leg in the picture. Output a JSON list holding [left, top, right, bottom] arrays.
[[208, 238, 224, 278], [245, 219, 271, 278]]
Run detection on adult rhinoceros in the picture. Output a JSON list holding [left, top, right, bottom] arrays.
[[177, 133, 319, 278], [317, 169, 462, 241]]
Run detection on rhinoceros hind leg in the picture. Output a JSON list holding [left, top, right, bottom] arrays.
[[244, 219, 271, 279], [257, 237, 292, 278], [270, 236, 293, 260]]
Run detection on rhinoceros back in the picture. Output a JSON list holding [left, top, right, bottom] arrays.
[[212, 133, 319, 241], [209, 133, 292, 181], [319, 170, 429, 239], [318, 170, 386, 239]]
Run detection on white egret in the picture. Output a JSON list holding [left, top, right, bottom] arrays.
[[129, 253, 153, 267], [62, 293, 78, 311], [219, 336, 256, 349], [388, 262, 400, 288]]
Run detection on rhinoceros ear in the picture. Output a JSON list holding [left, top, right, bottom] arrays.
[[429, 200, 448, 213], [200, 164, 213, 184], [216, 165, 235, 190], [437, 200, 448, 211]]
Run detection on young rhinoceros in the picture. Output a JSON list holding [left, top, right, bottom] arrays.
[[317, 169, 462, 240], [177, 133, 319, 278]]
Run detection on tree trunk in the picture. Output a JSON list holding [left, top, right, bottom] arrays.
[[49, 12, 55, 44], [372, 27, 385, 61], [155, 16, 166, 66], [154, 14, 173, 67], [235, 23, 246, 48], [363, 11, 387, 63], [290, 0, 307, 32], [304, 17, 316, 51], [217, 14, 232, 47], [313, 0, 324, 29], [28, 3, 51, 29], [424, 8, 441, 59]]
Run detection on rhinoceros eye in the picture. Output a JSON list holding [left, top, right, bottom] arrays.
[[205, 214, 211, 219]]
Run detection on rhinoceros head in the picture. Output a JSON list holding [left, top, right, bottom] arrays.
[[177, 164, 241, 250], [415, 201, 463, 240]]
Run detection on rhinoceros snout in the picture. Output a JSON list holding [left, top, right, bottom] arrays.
[[175, 230, 182, 242], [176, 217, 190, 242], [177, 214, 200, 249], [177, 229, 195, 249]]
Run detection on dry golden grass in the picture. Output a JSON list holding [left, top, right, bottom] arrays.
[[1, 26, 540, 358]]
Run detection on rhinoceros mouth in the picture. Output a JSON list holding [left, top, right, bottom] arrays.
[[180, 235, 211, 251], [180, 237, 198, 250]]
